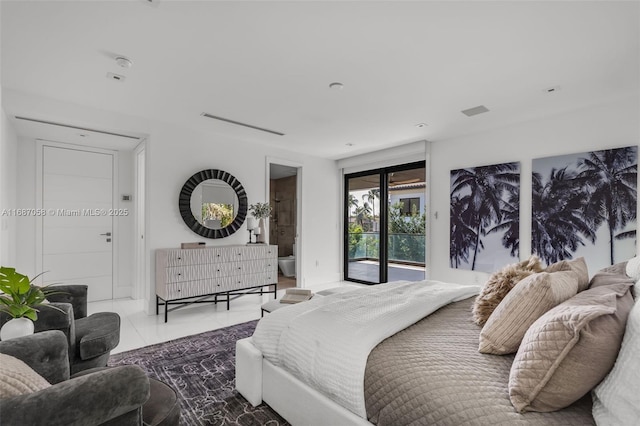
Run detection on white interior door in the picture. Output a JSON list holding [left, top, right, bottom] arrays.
[[41, 145, 114, 301]]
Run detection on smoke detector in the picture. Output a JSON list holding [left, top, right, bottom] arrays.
[[115, 56, 133, 68]]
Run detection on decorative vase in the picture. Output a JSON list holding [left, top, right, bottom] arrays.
[[257, 218, 267, 244], [0, 317, 35, 341]]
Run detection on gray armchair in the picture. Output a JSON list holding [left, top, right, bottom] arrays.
[[0, 285, 121, 375], [41, 284, 120, 374], [0, 330, 150, 426]]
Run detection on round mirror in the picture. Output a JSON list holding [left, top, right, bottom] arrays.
[[190, 179, 239, 230], [178, 169, 247, 238]]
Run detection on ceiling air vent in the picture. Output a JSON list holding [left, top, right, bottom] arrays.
[[201, 113, 285, 136], [461, 105, 490, 117]]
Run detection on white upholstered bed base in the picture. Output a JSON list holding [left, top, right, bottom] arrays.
[[236, 337, 371, 426]]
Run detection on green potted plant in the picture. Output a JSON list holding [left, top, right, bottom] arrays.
[[249, 202, 272, 244], [0, 267, 60, 340]]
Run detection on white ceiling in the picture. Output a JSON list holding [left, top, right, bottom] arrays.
[[1, 1, 638, 159]]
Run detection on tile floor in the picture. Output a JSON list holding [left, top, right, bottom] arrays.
[[89, 279, 355, 354]]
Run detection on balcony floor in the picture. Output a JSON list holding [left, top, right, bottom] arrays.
[[347, 260, 425, 283]]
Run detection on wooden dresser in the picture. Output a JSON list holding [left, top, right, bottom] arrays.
[[155, 245, 278, 322]]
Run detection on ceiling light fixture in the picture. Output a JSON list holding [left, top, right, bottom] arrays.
[[115, 56, 133, 68], [329, 82, 344, 90]]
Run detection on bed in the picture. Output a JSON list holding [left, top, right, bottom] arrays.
[[236, 259, 639, 426]]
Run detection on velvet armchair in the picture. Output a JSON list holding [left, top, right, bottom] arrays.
[[0, 330, 149, 425], [45, 284, 121, 374], [0, 284, 121, 375]]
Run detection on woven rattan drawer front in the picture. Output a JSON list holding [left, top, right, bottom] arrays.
[[163, 259, 274, 283], [156, 245, 277, 300], [163, 245, 276, 266]]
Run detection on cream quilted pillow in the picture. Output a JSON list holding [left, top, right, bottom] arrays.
[[0, 353, 51, 397], [546, 257, 590, 291], [479, 270, 579, 354], [592, 298, 640, 425], [509, 282, 633, 413]]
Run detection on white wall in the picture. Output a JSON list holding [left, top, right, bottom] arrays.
[[7, 90, 340, 313], [429, 96, 640, 286], [0, 106, 19, 266], [146, 121, 340, 312], [15, 136, 35, 274], [115, 150, 135, 298]]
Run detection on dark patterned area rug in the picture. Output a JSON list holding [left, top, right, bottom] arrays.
[[108, 320, 289, 426]]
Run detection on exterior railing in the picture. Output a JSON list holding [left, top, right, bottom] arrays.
[[348, 232, 425, 265]]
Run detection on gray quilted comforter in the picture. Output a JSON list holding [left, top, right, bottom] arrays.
[[364, 297, 595, 425]]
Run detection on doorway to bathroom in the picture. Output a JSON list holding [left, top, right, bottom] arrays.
[[268, 161, 301, 290]]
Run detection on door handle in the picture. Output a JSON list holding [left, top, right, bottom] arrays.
[[100, 232, 112, 236]]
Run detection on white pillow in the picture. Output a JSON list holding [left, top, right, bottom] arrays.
[[625, 256, 640, 298], [592, 299, 640, 425]]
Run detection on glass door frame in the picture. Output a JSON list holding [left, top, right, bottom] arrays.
[[343, 160, 426, 285]]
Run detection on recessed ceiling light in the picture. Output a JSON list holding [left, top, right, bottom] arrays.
[[329, 82, 344, 90], [115, 56, 133, 68], [415, 123, 427, 128]]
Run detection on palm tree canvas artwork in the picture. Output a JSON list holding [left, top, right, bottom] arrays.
[[532, 146, 637, 271], [450, 162, 520, 272]]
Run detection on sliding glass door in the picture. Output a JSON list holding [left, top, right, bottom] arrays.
[[344, 161, 426, 284], [345, 172, 384, 283], [386, 165, 426, 282]]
